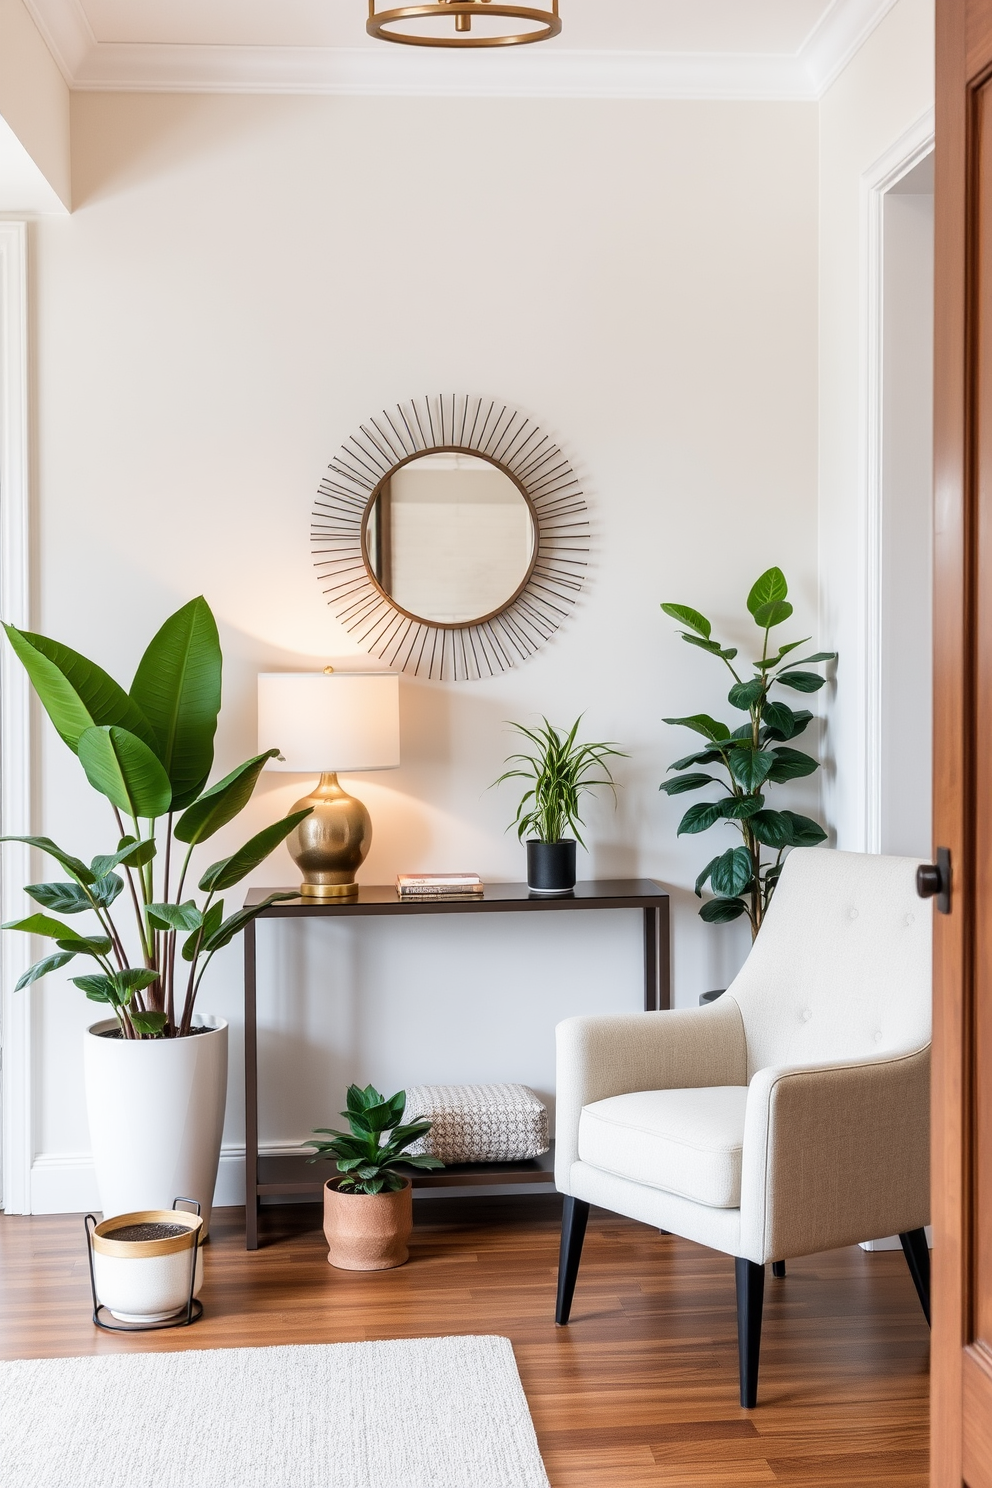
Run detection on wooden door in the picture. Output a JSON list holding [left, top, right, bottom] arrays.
[[934, 0, 992, 1481]]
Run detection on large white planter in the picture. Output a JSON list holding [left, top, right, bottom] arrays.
[[84, 1017, 228, 1234]]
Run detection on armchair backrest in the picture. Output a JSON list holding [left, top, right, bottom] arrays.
[[724, 848, 931, 1079]]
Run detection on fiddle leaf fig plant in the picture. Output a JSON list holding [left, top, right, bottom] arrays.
[[306, 1084, 445, 1194], [661, 567, 836, 938], [1, 597, 310, 1039]]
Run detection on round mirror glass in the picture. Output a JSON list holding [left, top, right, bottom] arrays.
[[364, 452, 537, 625]]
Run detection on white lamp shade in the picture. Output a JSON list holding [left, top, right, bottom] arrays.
[[258, 672, 400, 773]]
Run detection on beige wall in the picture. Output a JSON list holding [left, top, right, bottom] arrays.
[[818, 0, 935, 850], [0, 0, 70, 210], [23, 92, 819, 1207]]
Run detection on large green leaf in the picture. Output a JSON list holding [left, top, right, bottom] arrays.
[[663, 714, 731, 743], [2, 913, 88, 941], [660, 603, 711, 639], [721, 794, 764, 819], [91, 838, 157, 878], [753, 599, 794, 629], [776, 670, 825, 693], [182, 899, 224, 961], [0, 835, 95, 885], [780, 811, 828, 846], [198, 810, 312, 892], [677, 801, 728, 835], [15, 950, 76, 991], [766, 747, 819, 782], [699, 897, 747, 924], [659, 773, 715, 796], [131, 1011, 168, 1036], [728, 679, 764, 711], [3, 625, 156, 753], [78, 726, 173, 819], [669, 747, 725, 770], [174, 750, 280, 846], [728, 748, 775, 792], [746, 568, 788, 617], [711, 847, 754, 898], [694, 855, 721, 897], [130, 597, 222, 810], [761, 703, 812, 741], [146, 900, 202, 933], [749, 809, 795, 848], [680, 635, 724, 656], [25, 881, 92, 914], [785, 652, 837, 667], [750, 809, 828, 848]]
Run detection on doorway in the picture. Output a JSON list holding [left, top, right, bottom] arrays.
[[878, 152, 935, 859]]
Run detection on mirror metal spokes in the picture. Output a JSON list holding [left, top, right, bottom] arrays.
[[312, 394, 589, 681]]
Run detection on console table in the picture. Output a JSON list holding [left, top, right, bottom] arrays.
[[242, 878, 670, 1248]]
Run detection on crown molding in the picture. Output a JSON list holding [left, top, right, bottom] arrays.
[[23, 0, 899, 101]]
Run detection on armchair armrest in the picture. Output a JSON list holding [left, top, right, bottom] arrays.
[[738, 1045, 930, 1264], [554, 997, 747, 1189]]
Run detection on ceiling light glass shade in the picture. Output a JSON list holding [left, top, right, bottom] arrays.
[[367, 1, 561, 48], [258, 672, 400, 773]]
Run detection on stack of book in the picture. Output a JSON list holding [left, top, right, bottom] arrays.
[[396, 873, 484, 900]]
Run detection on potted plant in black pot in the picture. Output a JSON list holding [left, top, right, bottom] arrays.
[[493, 717, 625, 894]]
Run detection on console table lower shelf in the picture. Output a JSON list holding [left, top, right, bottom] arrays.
[[242, 878, 670, 1249], [256, 1146, 558, 1206]]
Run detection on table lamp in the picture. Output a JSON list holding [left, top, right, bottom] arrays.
[[257, 669, 400, 900]]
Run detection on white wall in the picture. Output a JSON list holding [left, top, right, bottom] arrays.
[[817, 0, 935, 850], [17, 92, 820, 1209], [0, 0, 70, 212]]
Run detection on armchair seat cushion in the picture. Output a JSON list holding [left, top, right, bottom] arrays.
[[577, 1086, 749, 1208]]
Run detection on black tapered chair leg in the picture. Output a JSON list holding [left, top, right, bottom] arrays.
[[898, 1229, 931, 1327], [735, 1258, 766, 1408], [555, 1196, 590, 1325], [772, 1260, 786, 1278]]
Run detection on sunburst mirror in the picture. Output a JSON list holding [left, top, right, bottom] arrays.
[[312, 395, 589, 680]]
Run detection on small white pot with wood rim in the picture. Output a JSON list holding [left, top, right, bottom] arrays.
[[88, 1208, 204, 1323], [83, 1016, 228, 1234]]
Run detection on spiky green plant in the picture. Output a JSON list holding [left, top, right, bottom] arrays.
[[306, 1084, 444, 1194], [492, 717, 626, 845]]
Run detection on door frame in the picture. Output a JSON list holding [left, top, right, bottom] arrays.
[[0, 222, 33, 1214], [859, 109, 935, 853]]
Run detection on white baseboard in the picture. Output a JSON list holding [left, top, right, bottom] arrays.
[[25, 1144, 299, 1215]]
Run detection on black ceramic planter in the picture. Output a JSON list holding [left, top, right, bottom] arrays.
[[527, 840, 576, 895]]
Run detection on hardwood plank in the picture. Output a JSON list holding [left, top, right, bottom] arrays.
[[0, 1201, 929, 1488]]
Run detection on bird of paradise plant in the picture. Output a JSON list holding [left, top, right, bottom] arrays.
[[0, 597, 308, 1038]]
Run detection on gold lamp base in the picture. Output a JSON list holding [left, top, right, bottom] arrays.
[[287, 773, 373, 900]]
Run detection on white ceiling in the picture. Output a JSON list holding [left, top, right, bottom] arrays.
[[24, 0, 900, 100]]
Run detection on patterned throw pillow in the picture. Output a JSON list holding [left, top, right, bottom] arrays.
[[404, 1083, 549, 1163]]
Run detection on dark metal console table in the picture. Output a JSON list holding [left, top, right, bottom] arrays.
[[242, 878, 669, 1249]]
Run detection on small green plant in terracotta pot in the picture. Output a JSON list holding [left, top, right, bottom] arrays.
[[306, 1084, 443, 1270]]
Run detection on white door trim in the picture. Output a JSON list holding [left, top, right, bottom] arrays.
[[858, 109, 935, 852], [0, 223, 34, 1213]]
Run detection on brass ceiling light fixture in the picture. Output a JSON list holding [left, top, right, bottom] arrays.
[[367, 0, 561, 48]]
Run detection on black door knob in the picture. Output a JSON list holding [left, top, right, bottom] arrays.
[[916, 848, 951, 914]]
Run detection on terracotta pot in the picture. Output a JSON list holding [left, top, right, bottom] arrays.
[[322, 1177, 413, 1270]]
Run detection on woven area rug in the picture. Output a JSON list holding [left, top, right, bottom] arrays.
[[0, 1335, 550, 1488]]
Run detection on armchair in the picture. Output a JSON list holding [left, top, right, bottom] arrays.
[[554, 848, 931, 1407]]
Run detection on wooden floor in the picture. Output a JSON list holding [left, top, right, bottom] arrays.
[[0, 1198, 929, 1487]]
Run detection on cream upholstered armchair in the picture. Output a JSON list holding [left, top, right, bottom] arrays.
[[554, 848, 931, 1407]]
